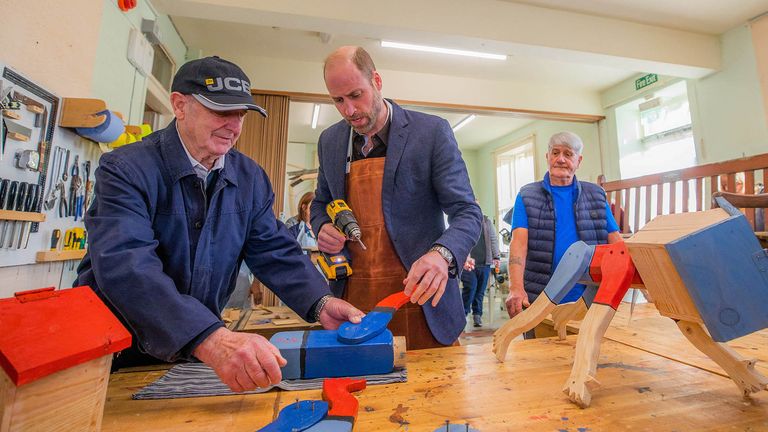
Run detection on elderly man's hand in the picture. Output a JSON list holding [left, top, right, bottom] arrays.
[[403, 251, 448, 307], [318, 297, 365, 329], [193, 327, 286, 392], [463, 257, 476, 271], [505, 286, 530, 318], [317, 223, 346, 254]]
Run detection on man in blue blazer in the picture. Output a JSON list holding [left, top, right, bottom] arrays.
[[311, 46, 481, 349]]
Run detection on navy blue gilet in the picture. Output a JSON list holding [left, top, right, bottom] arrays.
[[520, 173, 609, 301]]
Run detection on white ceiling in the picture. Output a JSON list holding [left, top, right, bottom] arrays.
[[508, 0, 768, 34], [158, 0, 768, 151]]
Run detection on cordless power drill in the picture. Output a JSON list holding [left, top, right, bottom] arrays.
[[318, 199, 366, 280]]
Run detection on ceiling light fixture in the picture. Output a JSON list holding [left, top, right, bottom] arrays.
[[452, 114, 476, 132], [311, 103, 321, 129], [381, 40, 506, 61]]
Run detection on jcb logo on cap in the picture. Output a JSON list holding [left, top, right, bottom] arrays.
[[205, 77, 251, 94]]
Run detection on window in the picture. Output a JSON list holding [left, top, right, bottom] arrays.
[[616, 80, 696, 179], [615, 80, 697, 217], [151, 44, 174, 91], [494, 136, 535, 252]]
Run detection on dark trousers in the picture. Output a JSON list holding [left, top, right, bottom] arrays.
[[461, 265, 492, 316]]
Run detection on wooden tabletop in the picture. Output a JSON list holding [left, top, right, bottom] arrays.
[[550, 301, 768, 377], [102, 333, 768, 431]]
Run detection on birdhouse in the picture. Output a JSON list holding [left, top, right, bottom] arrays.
[[0, 286, 131, 432]]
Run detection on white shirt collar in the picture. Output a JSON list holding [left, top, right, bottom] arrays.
[[175, 123, 225, 182]]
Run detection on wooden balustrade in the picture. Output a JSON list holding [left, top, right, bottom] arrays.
[[601, 153, 768, 233]]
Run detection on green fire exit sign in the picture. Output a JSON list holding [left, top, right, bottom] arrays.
[[635, 73, 658, 90]]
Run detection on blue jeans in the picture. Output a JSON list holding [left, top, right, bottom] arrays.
[[461, 265, 492, 316]]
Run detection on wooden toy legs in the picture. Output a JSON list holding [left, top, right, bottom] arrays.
[[492, 294, 555, 362], [677, 320, 768, 397], [563, 242, 638, 407], [562, 303, 615, 408], [551, 299, 588, 340]]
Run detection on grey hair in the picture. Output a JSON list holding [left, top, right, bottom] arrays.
[[548, 131, 584, 155]]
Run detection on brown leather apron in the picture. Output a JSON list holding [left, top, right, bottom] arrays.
[[344, 157, 442, 350]]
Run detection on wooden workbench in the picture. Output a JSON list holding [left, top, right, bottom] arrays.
[[548, 301, 768, 378], [102, 333, 768, 431]]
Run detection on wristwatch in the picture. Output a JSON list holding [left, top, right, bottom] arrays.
[[429, 245, 454, 266]]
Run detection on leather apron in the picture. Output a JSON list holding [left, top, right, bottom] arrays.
[[344, 157, 442, 350]]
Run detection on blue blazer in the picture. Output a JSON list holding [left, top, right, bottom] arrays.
[[311, 100, 482, 345]]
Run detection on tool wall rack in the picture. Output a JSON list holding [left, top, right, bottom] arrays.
[[0, 64, 100, 269]]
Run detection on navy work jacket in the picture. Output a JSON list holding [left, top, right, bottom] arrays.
[[76, 121, 329, 362]]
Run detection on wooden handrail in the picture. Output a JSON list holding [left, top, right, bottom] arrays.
[[602, 154, 768, 191], [600, 153, 768, 233]]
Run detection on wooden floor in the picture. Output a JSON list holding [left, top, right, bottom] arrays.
[[102, 303, 768, 431]]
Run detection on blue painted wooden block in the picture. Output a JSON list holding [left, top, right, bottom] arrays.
[[271, 330, 396, 380], [666, 214, 768, 342], [257, 400, 328, 432]]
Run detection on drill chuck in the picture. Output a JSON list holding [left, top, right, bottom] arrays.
[[327, 199, 367, 250]]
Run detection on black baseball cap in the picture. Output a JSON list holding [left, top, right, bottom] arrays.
[[171, 56, 267, 117]]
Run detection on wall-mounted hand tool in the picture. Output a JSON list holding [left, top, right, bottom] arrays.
[[69, 155, 81, 218], [62, 149, 70, 182], [3, 118, 31, 142], [17, 184, 39, 249], [57, 181, 68, 218], [83, 161, 92, 217], [0, 180, 18, 246], [7, 182, 28, 248], [43, 147, 61, 210], [0, 82, 13, 161], [50, 229, 61, 251], [14, 149, 39, 171]]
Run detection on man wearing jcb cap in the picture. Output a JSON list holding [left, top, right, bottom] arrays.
[[77, 56, 363, 392]]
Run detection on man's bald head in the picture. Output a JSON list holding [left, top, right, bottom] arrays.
[[324, 46, 377, 81]]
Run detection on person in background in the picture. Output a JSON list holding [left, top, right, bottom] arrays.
[[505, 132, 622, 338], [284, 191, 314, 229], [287, 191, 318, 249], [461, 211, 500, 327], [76, 56, 363, 392], [312, 46, 481, 349]]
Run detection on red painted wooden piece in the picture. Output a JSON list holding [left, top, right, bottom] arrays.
[[0, 286, 132, 385], [589, 243, 641, 309]]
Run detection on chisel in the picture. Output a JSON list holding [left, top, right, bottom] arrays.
[[0, 181, 18, 247], [19, 184, 39, 249], [8, 182, 28, 248]]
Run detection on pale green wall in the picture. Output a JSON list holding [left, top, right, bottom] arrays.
[[599, 24, 768, 180], [689, 24, 768, 163], [469, 121, 601, 220], [91, 0, 187, 124]]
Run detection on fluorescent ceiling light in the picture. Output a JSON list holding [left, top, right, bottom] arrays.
[[311, 103, 321, 129], [452, 114, 476, 132], [381, 40, 506, 61]]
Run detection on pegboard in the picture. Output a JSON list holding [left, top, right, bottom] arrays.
[[0, 65, 103, 268]]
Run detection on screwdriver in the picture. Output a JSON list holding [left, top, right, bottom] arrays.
[[1, 181, 19, 248], [0, 179, 9, 246], [19, 184, 39, 249], [8, 182, 28, 248]]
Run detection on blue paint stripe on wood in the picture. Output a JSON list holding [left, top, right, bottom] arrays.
[[666, 215, 768, 342], [270, 331, 305, 380]]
